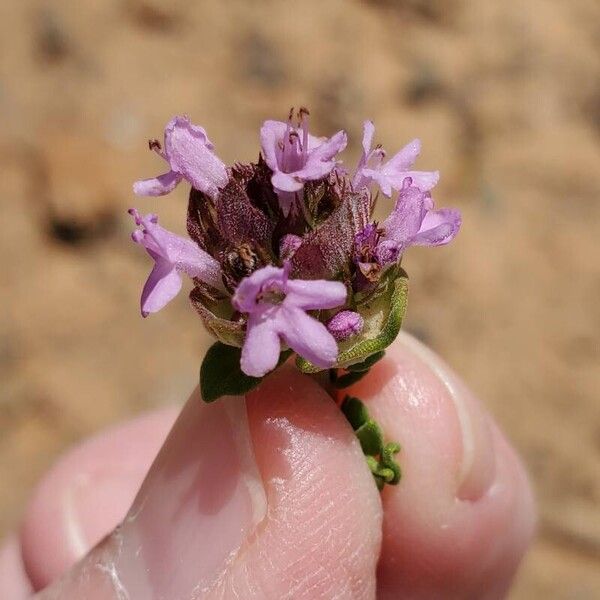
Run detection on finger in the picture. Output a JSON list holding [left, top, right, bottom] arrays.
[[21, 408, 179, 590], [32, 367, 382, 599], [348, 332, 536, 600], [0, 534, 33, 599]]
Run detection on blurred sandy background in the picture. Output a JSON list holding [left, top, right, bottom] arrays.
[[1, 0, 599, 597]]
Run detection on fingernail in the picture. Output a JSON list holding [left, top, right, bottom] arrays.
[[399, 333, 496, 501], [108, 392, 267, 598], [63, 464, 146, 560]]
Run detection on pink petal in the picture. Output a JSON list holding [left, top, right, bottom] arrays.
[[363, 168, 393, 197], [391, 169, 439, 192], [361, 120, 375, 157], [259, 120, 288, 173], [310, 130, 348, 162], [382, 184, 428, 246], [174, 238, 224, 291], [140, 261, 182, 317], [133, 171, 182, 196], [285, 279, 347, 311], [383, 138, 421, 172], [413, 208, 462, 247], [276, 306, 339, 369], [240, 313, 282, 377], [271, 171, 304, 192], [164, 116, 228, 198], [232, 266, 283, 313]]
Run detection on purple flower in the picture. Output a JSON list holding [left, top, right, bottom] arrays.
[[380, 178, 461, 257], [232, 263, 347, 377], [352, 120, 439, 197], [326, 310, 364, 341], [260, 109, 348, 216], [133, 116, 228, 199], [129, 209, 224, 317]]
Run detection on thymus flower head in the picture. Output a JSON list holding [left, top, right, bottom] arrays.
[[130, 110, 461, 379]]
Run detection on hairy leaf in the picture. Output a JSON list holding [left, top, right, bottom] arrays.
[[190, 289, 245, 347]]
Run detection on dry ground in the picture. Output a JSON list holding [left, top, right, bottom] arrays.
[[1, 1, 599, 597]]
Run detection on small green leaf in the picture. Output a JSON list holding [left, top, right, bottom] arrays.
[[332, 369, 370, 389], [355, 420, 384, 455], [341, 395, 402, 489], [200, 342, 291, 403], [381, 442, 402, 485], [200, 342, 261, 402], [340, 395, 370, 430]]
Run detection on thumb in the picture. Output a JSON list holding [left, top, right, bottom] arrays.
[[32, 367, 383, 599]]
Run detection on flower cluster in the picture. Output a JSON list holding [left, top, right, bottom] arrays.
[[130, 110, 461, 378]]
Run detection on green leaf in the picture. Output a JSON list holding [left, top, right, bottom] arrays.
[[340, 395, 370, 430], [341, 395, 402, 489], [381, 442, 402, 485], [191, 297, 245, 348], [332, 369, 370, 389], [200, 342, 291, 403], [296, 269, 408, 373], [355, 420, 384, 455]]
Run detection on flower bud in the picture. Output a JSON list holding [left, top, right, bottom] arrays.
[[279, 234, 303, 260], [326, 310, 364, 341]]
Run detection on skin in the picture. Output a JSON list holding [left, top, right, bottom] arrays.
[[0, 333, 536, 599]]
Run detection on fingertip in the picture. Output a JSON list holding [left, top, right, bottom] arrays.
[[349, 333, 536, 599], [20, 408, 178, 590], [214, 366, 383, 598], [0, 535, 33, 600]]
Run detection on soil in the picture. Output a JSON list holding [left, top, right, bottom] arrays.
[[1, 1, 599, 597]]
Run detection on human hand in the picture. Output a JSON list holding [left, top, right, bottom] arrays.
[[0, 333, 535, 599]]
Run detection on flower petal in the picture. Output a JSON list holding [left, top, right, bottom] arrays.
[[164, 116, 228, 198], [133, 170, 182, 196], [361, 167, 393, 197], [413, 208, 462, 246], [285, 279, 347, 310], [173, 238, 223, 290], [240, 312, 281, 377], [259, 120, 288, 172], [131, 211, 224, 292], [381, 183, 428, 248], [401, 169, 440, 191], [140, 260, 182, 317], [271, 170, 304, 192], [383, 138, 421, 172], [361, 120, 375, 157], [309, 129, 348, 162], [276, 306, 339, 368], [232, 265, 284, 313]]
